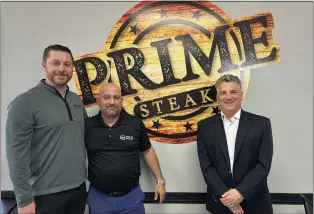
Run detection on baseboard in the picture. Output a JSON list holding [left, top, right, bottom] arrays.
[[1, 191, 312, 205]]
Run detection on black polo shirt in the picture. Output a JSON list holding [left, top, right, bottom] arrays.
[[84, 110, 151, 193]]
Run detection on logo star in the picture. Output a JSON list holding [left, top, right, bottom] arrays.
[[152, 119, 161, 130], [212, 106, 221, 115], [193, 10, 201, 21], [160, 8, 168, 18], [130, 24, 138, 35], [184, 121, 193, 132]]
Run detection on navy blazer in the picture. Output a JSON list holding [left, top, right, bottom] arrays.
[[197, 109, 273, 214]]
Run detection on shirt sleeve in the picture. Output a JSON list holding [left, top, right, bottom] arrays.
[[5, 96, 34, 208], [139, 120, 151, 151]]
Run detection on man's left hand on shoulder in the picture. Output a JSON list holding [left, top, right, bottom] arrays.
[[154, 180, 166, 203], [220, 188, 244, 208]]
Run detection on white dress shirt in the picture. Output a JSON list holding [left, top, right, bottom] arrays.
[[221, 109, 241, 173]]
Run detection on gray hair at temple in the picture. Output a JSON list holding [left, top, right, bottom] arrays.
[[215, 74, 242, 93]]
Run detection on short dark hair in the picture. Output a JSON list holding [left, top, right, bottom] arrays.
[[42, 44, 74, 63]]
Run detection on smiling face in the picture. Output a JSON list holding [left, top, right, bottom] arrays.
[[97, 83, 123, 119], [216, 81, 243, 118], [42, 50, 73, 88]]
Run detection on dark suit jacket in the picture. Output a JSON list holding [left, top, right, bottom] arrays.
[[197, 109, 273, 214]]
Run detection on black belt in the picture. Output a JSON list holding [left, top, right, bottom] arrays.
[[102, 183, 138, 197], [107, 191, 129, 197]]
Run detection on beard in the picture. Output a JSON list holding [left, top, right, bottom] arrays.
[[103, 106, 120, 118], [55, 75, 71, 85], [48, 74, 72, 87]]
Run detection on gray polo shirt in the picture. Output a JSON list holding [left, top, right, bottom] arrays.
[[5, 80, 87, 207]]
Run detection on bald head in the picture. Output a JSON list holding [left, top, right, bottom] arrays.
[[98, 82, 122, 96], [98, 82, 123, 119]]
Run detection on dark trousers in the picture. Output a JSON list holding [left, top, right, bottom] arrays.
[[34, 182, 87, 214], [87, 184, 145, 214]]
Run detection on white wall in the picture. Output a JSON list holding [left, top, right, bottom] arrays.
[[1, 2, 313, 213]]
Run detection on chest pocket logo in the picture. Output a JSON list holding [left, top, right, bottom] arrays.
[[120, 135, 133, 140], [72, 104, 83, 121], [74, 104, 82, 108]]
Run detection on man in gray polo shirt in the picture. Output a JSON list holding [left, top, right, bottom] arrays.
[[5, 44, 87, 214]]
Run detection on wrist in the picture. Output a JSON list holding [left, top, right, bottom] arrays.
[[156, 179, 166, 185]]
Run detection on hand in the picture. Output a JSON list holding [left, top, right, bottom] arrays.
[[154, 183, 166, 203], [18, 202, 35, 214], [220, 189, 244, 208], [229, 204, 244, 214]]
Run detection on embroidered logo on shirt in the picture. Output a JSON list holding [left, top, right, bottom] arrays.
[[120, 135, 133, 140]]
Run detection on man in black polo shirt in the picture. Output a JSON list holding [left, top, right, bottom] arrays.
[[85, 83, 166, 214]]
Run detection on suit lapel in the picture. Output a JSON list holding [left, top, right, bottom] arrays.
[[234, 110, 252, 163], [213, 116, 231, 170]]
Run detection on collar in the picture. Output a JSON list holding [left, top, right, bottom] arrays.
[[38, 79, 69, 96], [221, 108, 241, 122]]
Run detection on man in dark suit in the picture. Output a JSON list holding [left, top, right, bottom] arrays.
[[197, 74, 273, 214]]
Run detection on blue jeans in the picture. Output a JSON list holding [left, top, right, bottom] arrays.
[[87, 185, 145, 214]]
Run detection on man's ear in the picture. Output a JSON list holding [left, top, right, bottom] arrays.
[[42, 62, 46, 68]]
